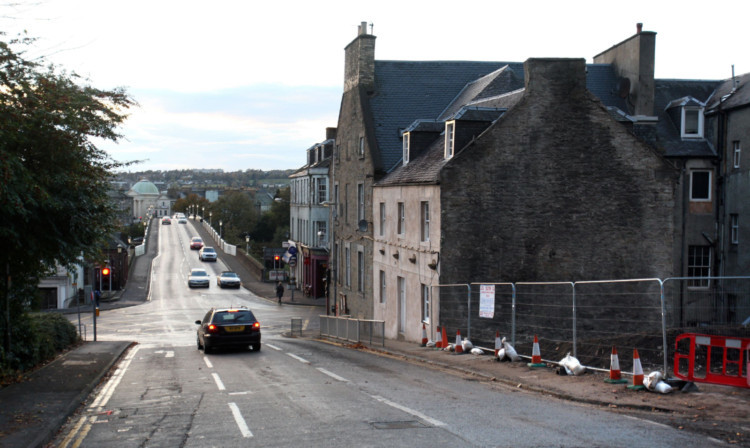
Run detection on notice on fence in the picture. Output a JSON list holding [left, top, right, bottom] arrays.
[[479, 284, 495, 318]]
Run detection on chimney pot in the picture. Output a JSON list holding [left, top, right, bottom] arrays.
[[359, 21, 368, 35], [637, 23, 643, 34]]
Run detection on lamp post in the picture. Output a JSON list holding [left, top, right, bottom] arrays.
[[210, 211, 212, 227], [219, 220, 223, 239], [202, 206, 205, 220], [117, 244, 124, 289], [245, 235, 250, 255]]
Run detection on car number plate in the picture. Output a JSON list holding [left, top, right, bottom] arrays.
[[225, 326, 245, 332]]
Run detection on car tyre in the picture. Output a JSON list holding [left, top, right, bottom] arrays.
[[197, 336, 203, 350], [252, 343, 261, 352]]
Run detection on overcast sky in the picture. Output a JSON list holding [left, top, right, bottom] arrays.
[[3, 0, 748, 172]]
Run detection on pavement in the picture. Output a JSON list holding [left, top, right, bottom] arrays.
[[1, 218, 748, 447]]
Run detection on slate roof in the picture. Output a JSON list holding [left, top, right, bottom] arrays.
[[651, 79, 722, 158], [375, 134, 447, 187], [705, 72, 750, 112], [370, 61, 626, 174]]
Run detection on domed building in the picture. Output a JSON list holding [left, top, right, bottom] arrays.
[[126, 179, 172, 220]]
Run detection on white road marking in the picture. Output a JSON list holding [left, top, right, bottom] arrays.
[[211, 372, 226, 391], [621, 414, 674, 430], [228, 391, 253, 395], [316, 368, 349, 382], [203, 356, 213, 368], [370, 395, 446, 427], [165, 351, 174, 358], [228, 402, 253, 438], [265, 344, 282, 351], [287, 353, 310, 364]]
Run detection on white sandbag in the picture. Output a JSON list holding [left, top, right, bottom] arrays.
[[643, 371, 664, 391], [503, 339, 520, 362], [654, 381, 674, 394], [470, 347, 484, 355], [462, 339, 474, 351], [426, 340, 436, 347], [496, 347, 506, 361], [559, 352, 586, 376]]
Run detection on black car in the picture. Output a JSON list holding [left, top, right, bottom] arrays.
[[195, 307, 261, 353]]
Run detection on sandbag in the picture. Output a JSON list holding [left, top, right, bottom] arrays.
[[502, 337, 520, 361], [461, 339, 474, 351], [643, 371, 673, 393], [470, 347, 484, 355], [496, 347, 506, 361], [559, 352, 586, 376]]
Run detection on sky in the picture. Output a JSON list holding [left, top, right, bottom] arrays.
[[2, 0, 748, 172]]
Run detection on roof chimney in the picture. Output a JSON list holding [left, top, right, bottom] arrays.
[[358, 21, 368, 35], [344, 22, 376, 93], [637, 23, 643, 34]]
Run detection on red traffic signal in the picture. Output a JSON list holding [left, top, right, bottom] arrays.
[[274, 255, 280, 261], [102, 267, 111, 276]]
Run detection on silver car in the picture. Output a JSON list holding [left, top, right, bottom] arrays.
[[199, 247, 217, 262], [188, 268, 210, 288], [217, 271, 241, 288]]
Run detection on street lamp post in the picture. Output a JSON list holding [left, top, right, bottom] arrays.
[[219, 220, 223, 239], [210, 211, 212, 227], [245, 235, 250, 255]]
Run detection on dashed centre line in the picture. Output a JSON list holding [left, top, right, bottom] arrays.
[[212, 373, 226, 391], [286, 353, 310, 364], [316, 368, 349, 382], [228, 402, 253, 438]]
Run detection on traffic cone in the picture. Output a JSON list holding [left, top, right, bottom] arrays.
[[454, 330, 464, 354], [494, 331, 501, 357], [420, 323, 428, 347], [627, 348, 646, 390], [604, 346, 628, 384], [435, 326, 443, 349], [527, 334, 545, 368], [441, 327, 448, 351]]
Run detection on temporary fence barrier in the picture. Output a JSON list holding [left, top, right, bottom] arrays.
[[673, 333, 750, 388], [438, 276, 750, 378]]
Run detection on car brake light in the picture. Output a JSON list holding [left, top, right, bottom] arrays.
[[207, 324, 218, 333], [252, 322, 260, 329]]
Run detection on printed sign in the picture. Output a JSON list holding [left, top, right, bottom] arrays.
[[479, 284, 495, 318]]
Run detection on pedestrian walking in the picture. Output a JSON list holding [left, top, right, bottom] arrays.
[[276, 281, 284, 305]]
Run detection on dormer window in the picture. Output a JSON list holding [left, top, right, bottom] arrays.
[[402, 132, 410, 165], [681, 107, 704, 139], [445, 121, 455, 159]]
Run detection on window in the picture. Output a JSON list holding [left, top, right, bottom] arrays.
[[379, 270, 386, 304], [420, 201, 430, 242], [334, 183, 339, 218], [345, 247, 351, 287], [688, 246, 711, 288], [398, 276, 406, 333], [690, 170, 711, 201], [317, 221, 327, 246], [731, 214, 739, 245], [357, 183, 365, 222], [344, 184, 349, 223], [379, 202, 385, 237], [733, 141, 741, 169], [421, 284, 430, 323], [445, 122, 455, 158], [403, 132, 410, 165], [358, 136, 365, 158], [397, 202, 405, 235], [316, 178, 327, 204], [681, 107, 704, 138], [357, 250, 364, 292]]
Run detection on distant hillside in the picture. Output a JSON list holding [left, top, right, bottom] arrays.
[[115, 169, 294, 188]]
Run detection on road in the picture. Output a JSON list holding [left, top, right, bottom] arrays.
[[56, 221, 726, 447]]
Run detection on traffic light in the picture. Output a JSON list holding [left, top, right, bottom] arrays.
[[274, 255, 280, 262], [101, 267, 110, 277]]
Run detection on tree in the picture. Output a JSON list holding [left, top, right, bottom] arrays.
[[0, 34, 135, 356], [210, 191, 258, 244]]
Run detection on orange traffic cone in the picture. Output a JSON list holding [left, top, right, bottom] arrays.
[[604, 346, 628, 384], [420, 322, 428, 347], [441, 327, 448, 350], [527, 334, 545, 368], [454, 330, 464, 354], [435, 326, 443, 349], [494, 331, 501, 357], [627, 348, 646, 390]]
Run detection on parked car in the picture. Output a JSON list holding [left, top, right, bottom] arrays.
[[195, 307, 261, 353], [130, 236, 144, 245], [199, 246, 217, 261], [217, 271, 241, 288], [190, 237, 204, 250], [178, 218, 188, 224], [161, 217, 171, 225], [188, 268, 210, 288]]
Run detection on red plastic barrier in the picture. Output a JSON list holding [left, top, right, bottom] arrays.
[[674, 333, 749, 388]]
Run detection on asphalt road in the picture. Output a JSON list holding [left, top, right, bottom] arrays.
[[54, 220, 727, 447]]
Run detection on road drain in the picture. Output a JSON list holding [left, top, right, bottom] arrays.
[[370, 421, 428, 430]]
